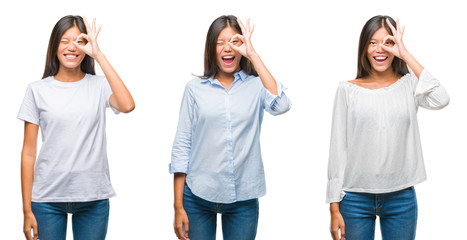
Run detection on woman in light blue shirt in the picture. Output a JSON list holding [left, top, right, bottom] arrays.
[[170, 15, 291, 240]]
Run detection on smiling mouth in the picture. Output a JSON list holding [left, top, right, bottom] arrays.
[[64, 54, 79, 60], [222, 56, 235, 65], [374, 56, 388, 63]]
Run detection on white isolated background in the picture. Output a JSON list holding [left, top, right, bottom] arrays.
[[0, 0, 465, 239]]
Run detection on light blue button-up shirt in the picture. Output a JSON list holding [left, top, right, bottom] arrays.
[[170, 70, 291, 203]]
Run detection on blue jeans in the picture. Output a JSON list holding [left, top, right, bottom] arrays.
[[339, 187, 418, 240], [183, 185, 259, 240], [31, 199, 109, 240]]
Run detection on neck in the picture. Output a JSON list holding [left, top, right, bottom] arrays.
[[55, 66, 86, 82], [215, 71, 235, 83], [367, 68, 397, 82]]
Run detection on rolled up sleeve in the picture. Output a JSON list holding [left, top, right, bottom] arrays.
[[263, 81, 291, 115]]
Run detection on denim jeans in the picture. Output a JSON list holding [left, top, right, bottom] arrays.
[[183, 185, 259, 240], [31, 199, 109, 240], [339, 187, 417, 240]]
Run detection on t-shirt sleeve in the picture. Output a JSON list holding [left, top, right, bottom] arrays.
[[102, 77, 120, 114], [17, 84, 40, 125]]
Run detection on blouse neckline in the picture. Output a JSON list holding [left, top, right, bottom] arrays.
[[344, 73, 410, 93]]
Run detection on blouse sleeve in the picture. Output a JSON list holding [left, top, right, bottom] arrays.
[[169, 82, 195, 174], [326, 83, 348, 203], [17, 84, 40, 125], [262, 81, 292, 116], [414, 69, 450, 110]]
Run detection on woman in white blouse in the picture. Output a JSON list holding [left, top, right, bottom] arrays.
[[327, 15, 449, 240]]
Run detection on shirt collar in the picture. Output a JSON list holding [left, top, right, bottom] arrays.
[[201, 70, 248, 84]]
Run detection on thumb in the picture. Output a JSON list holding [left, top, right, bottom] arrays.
[[380, 44, 393, 53], [228, 42, 240, 52]]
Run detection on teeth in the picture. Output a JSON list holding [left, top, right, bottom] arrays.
[[223, 56, 234, 59], [65, 55, 77, 59], [375, 57, 387, 60]]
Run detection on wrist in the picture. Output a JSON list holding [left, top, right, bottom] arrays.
[[174, 203, 184, 210], [330, 202, 340, 213], [93, 51, 105, 62], [247, 51, 260, 61], [399, 50, 412, 62], [23, 208, 33, 214]]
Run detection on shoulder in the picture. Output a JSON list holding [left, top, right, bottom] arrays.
[[182, 77, 205, 97], [86, 74, 106, 83], [337, 80, 353, 91], [27, 77, 53, 91], [400, 72, 417, 89], [186, 77, 204, 89]]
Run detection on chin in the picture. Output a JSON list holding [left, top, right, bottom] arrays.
[[219, 64, 240, 74]]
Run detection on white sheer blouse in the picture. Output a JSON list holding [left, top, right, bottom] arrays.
[[326, 69, 449, 203]]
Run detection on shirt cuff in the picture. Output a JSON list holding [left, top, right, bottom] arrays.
[[264, 81, 286, 108], [169, 162, 188, 174], [326, 178, 345, 203]]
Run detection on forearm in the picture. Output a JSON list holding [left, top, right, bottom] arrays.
[[95, 52, 135, 113], [249, 53, 278, 95], [21, 123, 38, 213], [174, 173, 187, 210], [401, 52, 423, 79], [21, 155, 35, 213]]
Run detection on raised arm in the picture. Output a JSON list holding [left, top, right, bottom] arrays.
[[229, 18, 291, 115], [229, 18, 277, 95], [381, 18, 423, 78], [382, 19, 449, 109], [21, 122, 39, 240], [75, 17, 135, 113]]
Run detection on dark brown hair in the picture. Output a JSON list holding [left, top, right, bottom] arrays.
[[42, 15, 95, 79], [356, 15, 409, 79], [200, 15, 257, 79]]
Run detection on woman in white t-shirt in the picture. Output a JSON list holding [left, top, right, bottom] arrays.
[[327, 16, 449, 240], [18, 15, 134, 240]]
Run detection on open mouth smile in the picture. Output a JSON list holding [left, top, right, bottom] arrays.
[[222, 56, 235, 65], [374, 56, 388, 64]]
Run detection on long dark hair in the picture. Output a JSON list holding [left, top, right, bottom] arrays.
[[200, 15, 257, 79], [356, 15, 408, 79], [42, 15, 95, 79]]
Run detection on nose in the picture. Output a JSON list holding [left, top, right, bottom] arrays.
[[67, 41, 77, 51], [376, 43, 384, 53], [223, 42, 232, 52]]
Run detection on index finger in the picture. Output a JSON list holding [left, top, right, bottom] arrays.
[[236, 18, 246, 34], [385, 18, 397, 35], [23, 229, 32, 240], [175, 224, 187, 240], [82, 16, 92, 34]]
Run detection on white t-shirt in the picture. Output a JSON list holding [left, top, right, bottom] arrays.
[[18, 74, 119, 202], [326, 69, 450, 203]]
